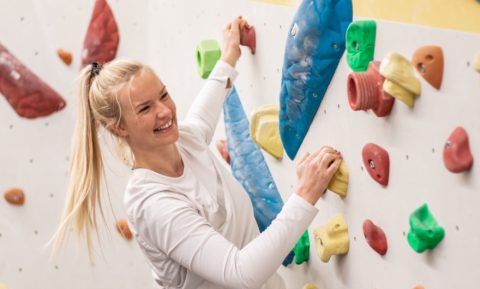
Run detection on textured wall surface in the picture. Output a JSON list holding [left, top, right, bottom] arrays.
[[1, 1, 480, 289]]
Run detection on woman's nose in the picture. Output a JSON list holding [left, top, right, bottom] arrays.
[[155, 102, 171, 118]]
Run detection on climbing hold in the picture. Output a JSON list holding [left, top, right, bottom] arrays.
[[81, 0, 119, 67], [302, 283, 318, 289], [443, 126, 474, 173], [327, 160, 349, 197], [0, 283, 9, 289], [363, 219, 388, 255], [407, 204, 445, 253], [474, 52, 480, 72], [293, 230, 310, 264], [347, 61, 395, 117], [313, 214, 349, 262], [346, 20, 377, 72], [196, 40, 221, 79], [0, 43, 66, 118], [224, 87, 294, 266], [362, 143, 390, 186], [4, 188, 25, 206], [250, 105, 283, 160], [412, 46, 444, 90], [216, 139, 231, 164], [279, 0, 352, 159], [380, 52, 421, 108], [57, 48, 73, 65], [413, 286, 425, 289], [240, 22, 256, 54], [116, 219, 133, 240]]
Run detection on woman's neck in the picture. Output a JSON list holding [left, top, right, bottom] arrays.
[[133, 144, 184, 177]]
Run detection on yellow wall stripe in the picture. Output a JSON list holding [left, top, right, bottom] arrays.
[[254, 0, 480, 34]]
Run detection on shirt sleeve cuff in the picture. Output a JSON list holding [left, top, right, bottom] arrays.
[[207, 60, 239, 87]]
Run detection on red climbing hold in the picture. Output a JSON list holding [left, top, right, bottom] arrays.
[[81, 0, 120, 67], [347, 61, 395, 117], [0, 43, 66, 118], [443, 126, 473, 173], [240, 21, 256, 55], [362, 143, 390, 186], [216, 139, 231, 164], [363, 219, 387, 255]]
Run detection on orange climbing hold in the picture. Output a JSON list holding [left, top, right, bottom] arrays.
[[57, 48, 73, 65], [4, 188, 25, 206], [412, 46, 444, 90], [116, 219, 133, 240]]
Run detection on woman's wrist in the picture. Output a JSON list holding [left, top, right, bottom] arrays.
[[296, 186, 318, 206], [221, 55, 237, 68]]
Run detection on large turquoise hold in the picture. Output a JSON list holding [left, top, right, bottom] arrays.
[[224, 87, 294, 266], [279, 0, 352, 159]]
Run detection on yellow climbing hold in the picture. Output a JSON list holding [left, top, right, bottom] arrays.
[[250, 104, 284, 159], [327, 160, 349, 198], [474, 52, 480, 73], [302, 283, 319, 289], [313, 213, 350, 262], [0, 283, 8, 289], [380, 52, 421, 108]]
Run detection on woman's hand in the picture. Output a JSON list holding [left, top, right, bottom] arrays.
[[221, 16, 248, 67], [295, 146, 342, 205]]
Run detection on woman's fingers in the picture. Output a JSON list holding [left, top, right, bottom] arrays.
[[297, 152, 311, 165], [326, 158, 342, 176]]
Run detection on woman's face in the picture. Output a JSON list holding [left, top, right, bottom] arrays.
[[116, 68, 179, 153]]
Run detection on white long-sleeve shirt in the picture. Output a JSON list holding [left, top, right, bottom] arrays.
[[123, 61, 319, 289]]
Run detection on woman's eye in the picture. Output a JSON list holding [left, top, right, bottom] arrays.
[[139, 106, 150, 113], [161, 92, 169, 100]]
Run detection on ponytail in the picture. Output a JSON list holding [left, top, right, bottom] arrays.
[[49, 59, 145, 258]]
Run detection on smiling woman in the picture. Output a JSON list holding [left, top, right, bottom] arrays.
[[50, 16, 341, 289]]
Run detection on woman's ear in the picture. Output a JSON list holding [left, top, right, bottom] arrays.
[[110, 121, 128, 138]]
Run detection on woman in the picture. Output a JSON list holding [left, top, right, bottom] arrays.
[[52, 17, 342, 289]]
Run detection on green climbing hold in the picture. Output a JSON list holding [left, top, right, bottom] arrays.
[[346, 20, 376, 72], [196, 40, 221, 79], [293, 230, 310, 264], [407, 204, 445, 253]]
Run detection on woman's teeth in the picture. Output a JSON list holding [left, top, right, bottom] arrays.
[[155, 120, 173, 132]]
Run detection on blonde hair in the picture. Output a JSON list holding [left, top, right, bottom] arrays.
[[50, 59, 146, 257]]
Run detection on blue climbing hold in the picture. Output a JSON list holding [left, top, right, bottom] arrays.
[[279, 0, 352, 159], [224, 87, 294, 266]]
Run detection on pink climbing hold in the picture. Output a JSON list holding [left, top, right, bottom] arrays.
[[81, 0, 120, 67], [443, 126, 473, 173], [363, 219, 388, 255], [240, 21, 256, 55], [362, 143, 390, 186]]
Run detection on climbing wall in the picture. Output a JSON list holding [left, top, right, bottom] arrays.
[[149, 1, 480, 289], [0, 0, 153, 288], [1, 1, 480, 289]]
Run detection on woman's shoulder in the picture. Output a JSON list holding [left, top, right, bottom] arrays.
[[177, 121, 208, 151]]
